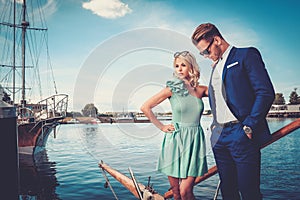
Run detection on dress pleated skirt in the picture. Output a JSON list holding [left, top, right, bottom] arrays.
[[157, 122, 208, 178]]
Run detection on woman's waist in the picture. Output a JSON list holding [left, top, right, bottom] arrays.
[[172, 121, 200, 127]]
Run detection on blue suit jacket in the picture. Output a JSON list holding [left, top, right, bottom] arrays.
[[209, 47, 275, 146]]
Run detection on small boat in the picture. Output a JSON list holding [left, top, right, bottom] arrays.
[[157, 115, 172, 121], [67, 118, 80, 124], [99, 118, 300, 199], [114, 113, 135, 123], [90, 118, 102, 124], [0, 1, 68, 166]]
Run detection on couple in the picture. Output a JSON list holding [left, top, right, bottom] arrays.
[[140, 23, 275, 200]]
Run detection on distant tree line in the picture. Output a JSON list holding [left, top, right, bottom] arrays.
[[74, 103, 112, 117], [81, 103, 98, 117], [66, 88, 300, 116], [273, 88, 300, 105]]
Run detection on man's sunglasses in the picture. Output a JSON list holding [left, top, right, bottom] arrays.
[[199, 38, 214, 56]]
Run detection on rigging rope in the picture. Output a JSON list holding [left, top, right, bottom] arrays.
[[46, 33, 58, 95], [100, 161, 119, 200], [74, 126, 120, 200], [0, 0, 57, 101]]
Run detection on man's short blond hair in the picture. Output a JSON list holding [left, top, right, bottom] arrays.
[[191, 23, 223, 45]]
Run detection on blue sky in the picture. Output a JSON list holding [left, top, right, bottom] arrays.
[[2, 0, 299, 112]]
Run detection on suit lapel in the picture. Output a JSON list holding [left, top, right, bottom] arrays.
[[222, 47, 236, 81], [221, 47, 236, 103]]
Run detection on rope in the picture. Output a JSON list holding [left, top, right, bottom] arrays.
[[100, 161, 119, 200], [128, 167, 143, 200], [74, 128, 119, 200], [213, 180, 221, 200]]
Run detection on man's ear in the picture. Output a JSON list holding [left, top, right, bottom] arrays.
[[214, 36, 222, 46]]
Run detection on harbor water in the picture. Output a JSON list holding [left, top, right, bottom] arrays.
[[19, 117, 300, 199]]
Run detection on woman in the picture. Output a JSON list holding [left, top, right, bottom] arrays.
[[140, 51, 208, 200]]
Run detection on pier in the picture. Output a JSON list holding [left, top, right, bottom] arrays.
[[268, 104, 300, 118]]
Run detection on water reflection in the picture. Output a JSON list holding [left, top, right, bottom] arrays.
[[19, 150, 59, 199]]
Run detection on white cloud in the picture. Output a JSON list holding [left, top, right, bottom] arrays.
[[82, 0, 132, 19]]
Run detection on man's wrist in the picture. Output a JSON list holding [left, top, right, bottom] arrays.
[[243, 125, 252, 134]]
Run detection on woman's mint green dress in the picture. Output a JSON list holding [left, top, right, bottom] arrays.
[[157, 78, 208, 178]]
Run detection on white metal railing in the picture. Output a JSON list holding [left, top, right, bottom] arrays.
[[18, 94, 68, 122], [35, 94, 68, 121]]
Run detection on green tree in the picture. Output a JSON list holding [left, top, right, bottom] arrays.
[[289, 88, 300, 105], [82, 103, 98, 117], [273, 93, 285, 105]]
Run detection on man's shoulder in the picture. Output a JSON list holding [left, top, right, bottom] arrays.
[[230, 46, 260, 58], [233, 46, 260, 53]]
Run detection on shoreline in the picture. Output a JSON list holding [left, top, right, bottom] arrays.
[[60, 115, 299, 124]]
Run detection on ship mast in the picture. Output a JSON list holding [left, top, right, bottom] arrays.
[[1, 1, 48, 106], [13, 0, 16, 103], [21, 0, 29, 108]]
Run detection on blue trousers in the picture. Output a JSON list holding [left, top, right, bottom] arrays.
[[211, 123, 262, 200]]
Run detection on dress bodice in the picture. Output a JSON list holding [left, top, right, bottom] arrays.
[[166, 78, 204, 125]]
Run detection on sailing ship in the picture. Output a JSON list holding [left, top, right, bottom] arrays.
[[0, 0, 68, 166]]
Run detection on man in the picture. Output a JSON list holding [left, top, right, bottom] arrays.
[[191, 23, 275, 199]]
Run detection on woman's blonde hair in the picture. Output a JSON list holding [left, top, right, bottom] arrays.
[[173, 51, 200, 88]]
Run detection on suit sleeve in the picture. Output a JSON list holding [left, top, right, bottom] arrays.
[[242, 47, 275, 130]]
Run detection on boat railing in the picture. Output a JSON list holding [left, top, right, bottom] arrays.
[[34, 94, 68, 121], [17, 94, 68, 123]]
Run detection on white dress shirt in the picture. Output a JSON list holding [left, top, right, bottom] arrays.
[[211, 45, 237, 123]]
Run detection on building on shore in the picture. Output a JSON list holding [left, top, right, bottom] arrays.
[[74, 105, 300, 124], [268, 104, 300, 118]]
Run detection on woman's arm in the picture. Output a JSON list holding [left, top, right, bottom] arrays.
[[203, 85, 209, 97], [140, 87, 174, 132], [197, 85, 208, 98]]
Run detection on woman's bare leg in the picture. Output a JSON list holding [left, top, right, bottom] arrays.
[[180, 176, 196, 200], [168, 176, 181, 200]]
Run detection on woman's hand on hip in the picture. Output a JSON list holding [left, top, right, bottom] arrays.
[[161, 124, 175, 133]]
